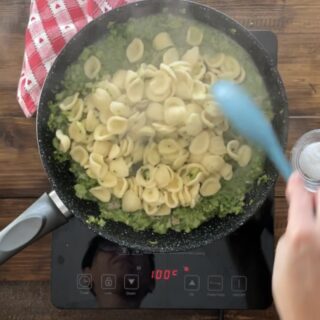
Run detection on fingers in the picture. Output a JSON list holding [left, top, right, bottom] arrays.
[[286, 171, 303, 202], [286, 172, 315, 232], [316, 189, 320, 229]]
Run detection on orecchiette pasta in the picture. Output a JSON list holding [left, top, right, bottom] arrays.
[[110, 158, 130, 178], [142, 187, 160, 204], [192, 60, 207, 80], [189, 183, 200, 208], [202, 155, 225, 174], [94, 125, 113, 141], [99, 171, 118, 188], [68, 99, 84, 122], [163, 47, 179, 65], [237, 145, 252, 167], [154, 164, 174, 189], [192, 80, 207, 101], [132, 141, 145, 164], [137, 126, 156, 140], [146, 102, 164, 122], [68, 121, 87, 143], [108, 143, 121, 160], [53, 25, 256, 219], [91, 88, 112, 111], [70, 145, 89, 166], [164, 104, 187, 126], [209, 136, 227, 155], [152, 123, 176, 136], [56, 130, 71, 153], [166, 174, 183, 193], [204, 71, 218, 84], [88, 153, 106, 179], [92, 141, 111, 157], [164, 191, 179, 209], [120, 137, 134, 157], [236, 67, 246, 84], [185, 113, 203, 136], [189, 131, 210, 155], [182, 47, 200, 67], [144, 203, 161, 216], [221, 163, 233, 181], [59, 93, 79, 111], [172, 149, 189, 170], [122, 189, 142, 212], [136, 165, 156, 188], [204, 53, 225, 69], [178, 186, 192, 207], [107, 116, 128, 135], [200, 177, 221, 197], [85, 109, 100, 133], [110, 101, 132, 118], [155, 204, 171, 216], [144, 142, 161, 166], [126, 76, 144, 103], [158, 139, 181, 155], [126, 38, 144, 63], [175, 70, 194, 100], [101, 81, 122, 100], [113, 177, 129, 199], [153, 32, 174, 51], [112, 69, 127, 90], [138, 63, 158, 78], [179, 164, 205, 187], [160, 63, 177, 81], [219, 56, 241, 81], [227, 140, 241, 161], [186, 26, 204, 46], [90, 186, 111, 203], [145, 75, 173, 102], [84, 56, 101, 79]]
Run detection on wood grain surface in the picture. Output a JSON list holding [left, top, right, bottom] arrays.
[[0, 0, 319, 319]]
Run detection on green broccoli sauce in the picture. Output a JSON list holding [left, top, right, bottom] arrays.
[[49, 13, 272, 234]]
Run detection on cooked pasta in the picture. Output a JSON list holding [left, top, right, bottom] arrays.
[[153, 32, 174, 51], [84, 56, 101, 79], [186, 26, 204, 46], [49, 16, 266, 235], [126, 38, 144, 63]]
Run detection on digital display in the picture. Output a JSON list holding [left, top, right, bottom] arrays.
[[151, 269, 178, 281]]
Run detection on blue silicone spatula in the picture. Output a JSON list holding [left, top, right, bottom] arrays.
[[212, 80, 292, 181]]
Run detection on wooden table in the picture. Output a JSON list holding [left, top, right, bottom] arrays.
[[0, 0, 319, 319]]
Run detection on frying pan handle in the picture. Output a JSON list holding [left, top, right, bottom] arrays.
[[0, 192, 70, 265]]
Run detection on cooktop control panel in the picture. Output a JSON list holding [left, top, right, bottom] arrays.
[[52, 194, 274, 309]]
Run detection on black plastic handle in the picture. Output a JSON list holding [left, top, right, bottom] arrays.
[[0, 193, 69, 265]]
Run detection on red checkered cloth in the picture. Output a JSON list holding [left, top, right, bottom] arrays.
[[17, 0, 137, 117]]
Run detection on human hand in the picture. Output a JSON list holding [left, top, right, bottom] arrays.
[[273, 172, 320, 320]]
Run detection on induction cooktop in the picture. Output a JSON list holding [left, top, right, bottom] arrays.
[[51, 30, 277, 312]]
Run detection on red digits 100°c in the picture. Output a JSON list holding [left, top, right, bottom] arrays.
[[151, 269, 178, 281]]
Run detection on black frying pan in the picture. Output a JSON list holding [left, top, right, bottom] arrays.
[[0, 0, 288, 264]]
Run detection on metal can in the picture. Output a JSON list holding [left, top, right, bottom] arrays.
[[291, 129, 320, 192]]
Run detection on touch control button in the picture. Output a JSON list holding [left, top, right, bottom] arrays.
[[124, 274, 139, 290], [231, 276, 247, 293], [184, 275, 200, 291], [208, 275, 224, 292], [77, 273, 92, 290], [101, 274, 116, 290]]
